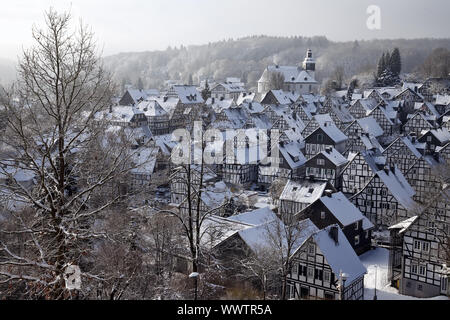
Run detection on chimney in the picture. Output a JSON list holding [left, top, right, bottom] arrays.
[[384, 167, 389, 175], [329, 225, 339, 244], [325, 147, 332, 154], [390, 166, 395, 174], [212, 97, 215, 104], [164, 96, 168, 102]]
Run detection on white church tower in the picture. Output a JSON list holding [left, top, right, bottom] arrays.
[[302, 48, 316, 80]]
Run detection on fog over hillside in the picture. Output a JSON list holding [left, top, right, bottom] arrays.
[[2, 36, 449, 90], [102, 35, 450, 91], [0, 58, 17, 87]]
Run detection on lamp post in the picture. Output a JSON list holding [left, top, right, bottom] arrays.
[[373, 265, 378, 300], [442, 264, 449, 296], [189, 272, 199, 300], [338, 270, 348, 300]]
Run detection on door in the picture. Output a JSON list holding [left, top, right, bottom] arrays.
[[300, 286, 309, 299]]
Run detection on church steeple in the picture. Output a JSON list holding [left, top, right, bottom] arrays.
[[302, 49, 315, 71], [302, 48, 316, 79]]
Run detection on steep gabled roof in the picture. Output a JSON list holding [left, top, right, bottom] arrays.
[[310, 225, 367, 284]]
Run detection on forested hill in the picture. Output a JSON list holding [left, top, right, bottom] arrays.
[[102, 35, 450, 90]]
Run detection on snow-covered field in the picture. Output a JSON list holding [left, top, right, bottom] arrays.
[[360, 248, 449, 300]]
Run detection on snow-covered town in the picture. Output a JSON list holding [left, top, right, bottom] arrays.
[[0, 1, 449, 304]]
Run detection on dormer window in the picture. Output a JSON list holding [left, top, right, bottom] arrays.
[[308, 244, 315, 255]]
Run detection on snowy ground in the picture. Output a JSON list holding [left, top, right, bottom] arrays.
[[360, 248, 449, 300]]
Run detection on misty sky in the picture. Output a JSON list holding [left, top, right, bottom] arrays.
[[1, 0, 450, 61]]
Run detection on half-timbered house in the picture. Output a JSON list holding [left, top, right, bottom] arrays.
[[279, 179, 336, 217], [287, 225, 366, 300], [350, 166, 417, 227], [304, 147, 348, 188], [295, 191, 374, 255], [304, 119, 347, 159]]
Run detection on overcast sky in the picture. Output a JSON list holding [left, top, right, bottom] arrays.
[[1, 0, 449, 61]]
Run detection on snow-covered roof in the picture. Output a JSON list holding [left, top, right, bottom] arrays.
[[130, 147, 159, 174], [280, 179, 329, 204], [246, 113, 272, 130], [136, 100, 168, 117], [361, 134, 384, 153], [261, 65, 317, 84], [264, 90, 293, 105], [435, 95, 450, 106], [376, 167, 416, 211], [200, 216, 251, 249], [227, 207, 278, 226], [428, 128, 450, 144], [239, 218, 319, 254], [414, 102, 439, 118], [280, 141, 307, 169], [400, 136, 423, 158], [331, 104, 354, 123], [320, 192, 374, 229], [201, 181, 232, 209], [151, 96, 179, 117], [213, 82, 246, 93], [311, 225, 367, 284], [236, 92, 256, 105], [125, 89, 160, 103], [316, 147, 348, 166], [172, 85, 204, 104], [356, 117, 384, 137], [311, 123, 348, 144]]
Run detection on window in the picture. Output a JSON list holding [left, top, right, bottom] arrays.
[[308, 244, 315, 255], [414, 240, 421, 250], [355, 222, 359, 231], [419, 265, 426, 276], [422, 242, 430, 253], [317, 158, 325, 166], [428, 221, 436, 234], [417, 284, 423, 291], [289, 284, 295, 299], [292, 263, 299, 275], [411, 264, 418, 274], [349, 175, 354, 181], [301, 265, 307, 277], [354, 235, 360, 245], [365, 230, 369, 239], [317, 134, 323, 142], [321, 211, 326, 219], [324, 271, 331, 282], [307, 267, 314, 278], [314, 269, 323, 280]]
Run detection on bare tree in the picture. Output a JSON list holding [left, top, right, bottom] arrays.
[[262, 215, 307, 300], [236, 244, 279, 300], [0, 9, 147, 299], [157, 132, 230, 300]]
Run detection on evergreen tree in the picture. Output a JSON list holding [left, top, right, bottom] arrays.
[[201, 80, 211, 101], [390, 48, 402, 76], [377, 53, 386, 78], [384, 51, 391, 71]]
